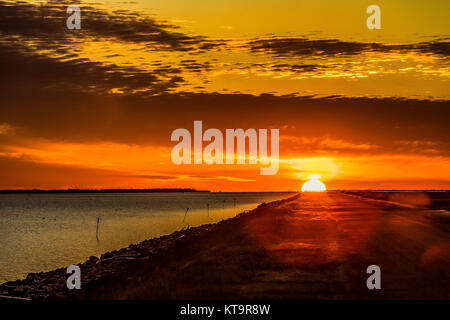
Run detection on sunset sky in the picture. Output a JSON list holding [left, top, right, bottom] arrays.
[[0, 0, 449, 191]]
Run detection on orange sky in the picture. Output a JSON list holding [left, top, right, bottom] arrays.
[[0, 0, 449, 191]]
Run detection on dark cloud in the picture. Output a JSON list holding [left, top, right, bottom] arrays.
[[257, 63, 323, 73], [179, 60, 213, 73], [271, 64, 320, 72], [248, 37, 450, 57], [0, 0, 224, 52], [0, 42, 183, 95], [1, 82, 449, 157]]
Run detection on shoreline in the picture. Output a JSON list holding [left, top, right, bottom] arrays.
[[0, 188, 210, 194], [0, 194, 297, 300]]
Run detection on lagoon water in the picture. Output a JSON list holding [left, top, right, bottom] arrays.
[[0, 192, 293, 283]]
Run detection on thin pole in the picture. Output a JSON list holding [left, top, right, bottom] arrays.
[[96, 217, 100, 241], [183, 207, 190, 222]]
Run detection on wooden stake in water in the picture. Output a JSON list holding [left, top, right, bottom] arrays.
[[183, 207, 190, 222], [96, 217, 100, 241]]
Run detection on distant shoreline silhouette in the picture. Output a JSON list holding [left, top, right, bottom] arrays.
[[0, 188, 210, 194]]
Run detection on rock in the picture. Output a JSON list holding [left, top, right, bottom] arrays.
[[12, 285, 25, 294], [90, 256, 99, 261], [41, 278, 55, 285], [101, 252, 113, 259]]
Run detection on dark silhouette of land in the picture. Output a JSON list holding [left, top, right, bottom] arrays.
[[0, 188, 210, 194]]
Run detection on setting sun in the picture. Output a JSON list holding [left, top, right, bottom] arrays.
[[302, 174, 326, 192]]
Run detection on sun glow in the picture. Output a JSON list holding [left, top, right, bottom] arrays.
[[301, 174, 326, 192]]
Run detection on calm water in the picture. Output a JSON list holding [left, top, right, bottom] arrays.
[[0, 192, 293, 283]]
